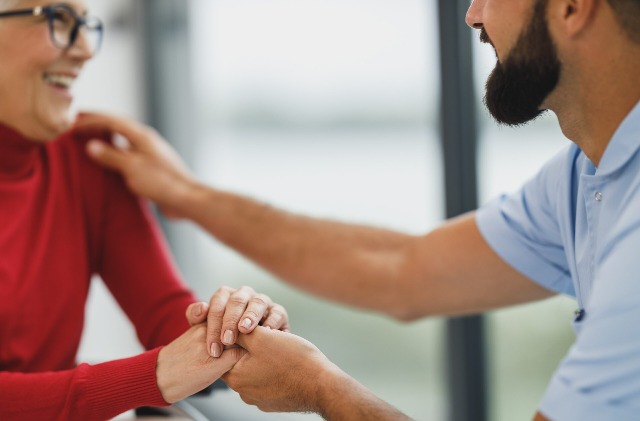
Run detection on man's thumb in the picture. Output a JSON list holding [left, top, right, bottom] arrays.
[[219, 346, 248, 369], [235, 326, 272, 351]]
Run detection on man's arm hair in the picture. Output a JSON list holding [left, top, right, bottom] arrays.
[[78, 112, 553, 320], [317, 368, 414, 421], [180, 186, 554, 320]]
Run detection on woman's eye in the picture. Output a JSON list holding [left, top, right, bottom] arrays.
[[52, 10, 73, 26]]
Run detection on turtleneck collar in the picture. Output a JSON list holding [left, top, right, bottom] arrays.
[[0, 123, 44, 181]]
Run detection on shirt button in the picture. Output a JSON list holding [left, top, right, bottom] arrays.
[[595, 191, 603, 202]]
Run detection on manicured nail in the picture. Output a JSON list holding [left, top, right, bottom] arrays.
[[223, 330, 234, 344], [87, 141, 103, 154], [241, 318, 252, 329], [193, 303, 202, 317], [210, 343, 221, 358]]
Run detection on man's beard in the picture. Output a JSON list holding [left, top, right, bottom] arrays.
[[483, 0, 561, 126]]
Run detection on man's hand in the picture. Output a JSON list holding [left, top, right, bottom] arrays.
[[223, 326, 330, 413], [224, 327, 413, 420], [184, 286, 290, 358], [155, 324, 245, 404], [74, 112, 195, 218]]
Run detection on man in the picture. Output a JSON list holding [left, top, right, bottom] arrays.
[[76, 0, 640, 419]]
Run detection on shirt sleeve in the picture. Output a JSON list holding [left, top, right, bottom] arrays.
[[0, 348, 167, 421], [475, 147, 574, 295], [0, 133, 196, 420], [539, 193, 640, 420], [95, 169, 198, 349]]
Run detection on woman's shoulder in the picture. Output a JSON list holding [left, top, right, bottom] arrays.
[[49, 128, 117, 181], [49, 128, 130, 213], [54, 126, 111, 159]]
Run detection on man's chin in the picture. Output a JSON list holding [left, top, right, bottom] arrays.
[[487, 106, 547, 127], [484, 91, 547, 127], [484, 71, 553, 126]]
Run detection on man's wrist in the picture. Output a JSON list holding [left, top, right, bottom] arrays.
[[173, 179, 212, 218], [315, 362, 352, 417]]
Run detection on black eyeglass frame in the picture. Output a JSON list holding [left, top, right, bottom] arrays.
[[0, 4, 103, 53]]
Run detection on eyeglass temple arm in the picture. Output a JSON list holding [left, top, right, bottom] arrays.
[[0, 7, 43, 18]]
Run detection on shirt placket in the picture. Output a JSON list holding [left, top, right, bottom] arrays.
[[579, 176, 603, 309]]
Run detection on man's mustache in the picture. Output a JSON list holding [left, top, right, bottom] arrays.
[[479, 28, 494, 47]]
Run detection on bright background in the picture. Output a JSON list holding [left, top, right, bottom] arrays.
[[74, 1, 576, 420]]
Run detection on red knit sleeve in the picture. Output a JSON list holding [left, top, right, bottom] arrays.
[[95, 168, 198, 349], [0, 348, 167, 421], [67, 130, 197, 348]]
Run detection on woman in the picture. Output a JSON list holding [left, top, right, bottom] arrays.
[[0, 1, 288, 419]]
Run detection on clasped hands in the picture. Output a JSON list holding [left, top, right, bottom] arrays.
[[155, 285, 289, 403], [72, 114, 335, 413], [156, 285, 334, 415]]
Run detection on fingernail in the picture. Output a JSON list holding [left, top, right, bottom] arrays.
[[194, 303, 202, 317], [87, 141, 103, 154], [211, 343, 221, 358], [241, 318, 252, 329], [223, 330, 234, 344]]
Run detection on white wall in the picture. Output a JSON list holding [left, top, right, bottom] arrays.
[[76, 0, 147, 363]]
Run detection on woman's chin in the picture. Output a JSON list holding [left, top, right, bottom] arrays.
[[35, 114, 74, 141]]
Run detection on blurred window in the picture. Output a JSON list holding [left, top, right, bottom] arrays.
[[187, 1, 446, 419]]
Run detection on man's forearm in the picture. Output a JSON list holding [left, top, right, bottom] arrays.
[[317, 366, 414, 421], [81, 112, 554, 322], [180, 183, 416, 318], [178, 183, 552, 320]]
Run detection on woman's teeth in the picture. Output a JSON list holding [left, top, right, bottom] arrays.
[[44, 74, 75, 89]]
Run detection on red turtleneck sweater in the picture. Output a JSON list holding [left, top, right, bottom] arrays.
[[0, 124, 198, 420]]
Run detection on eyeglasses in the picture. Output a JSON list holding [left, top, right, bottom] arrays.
[[0, 4, 103, 53]]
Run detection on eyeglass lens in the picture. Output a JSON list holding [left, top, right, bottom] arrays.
[[47, 6, 102, 52]]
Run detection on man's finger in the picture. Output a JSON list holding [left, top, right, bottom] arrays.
[[215, 346, 248, 371], [86, 140, 129, 171], [235, 325, 272, 351], [76, 112, 153, 151]]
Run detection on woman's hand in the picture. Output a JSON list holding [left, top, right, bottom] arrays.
[[185, 286, 290, 358], [156, 324, 246, 404]]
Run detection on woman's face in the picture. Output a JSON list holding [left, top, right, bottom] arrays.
[[0, 0, 94, 141]]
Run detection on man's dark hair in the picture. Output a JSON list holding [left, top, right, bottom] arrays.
[[608, 0, 640, 43]]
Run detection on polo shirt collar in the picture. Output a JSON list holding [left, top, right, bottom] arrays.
[[597, 100, 640, 176]]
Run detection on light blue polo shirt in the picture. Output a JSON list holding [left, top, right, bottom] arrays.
[[477, 100, 640, 420]]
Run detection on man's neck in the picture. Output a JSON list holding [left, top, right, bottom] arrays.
[[549, 43, 640, 167]]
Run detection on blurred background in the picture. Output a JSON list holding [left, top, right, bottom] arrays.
[[75, 1, 576, 420]]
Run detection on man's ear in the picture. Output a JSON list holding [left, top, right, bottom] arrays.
[[549, 0, 598, 38]]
